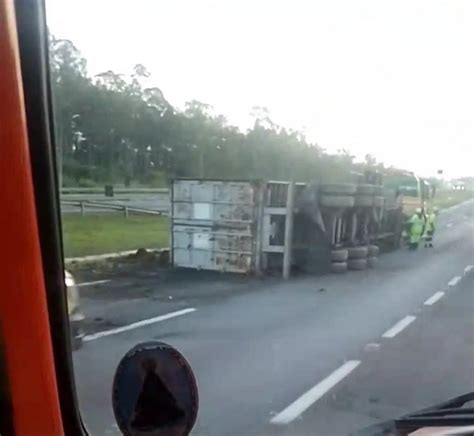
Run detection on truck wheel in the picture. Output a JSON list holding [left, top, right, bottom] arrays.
[[354, 195, 374, 207], [320, 183, 357, 195], [357, 184, 375, 195], [373, 186, 384, 196], [367, 256, 378, 268], [348, 258, 368, 270], [348, 246, 368, 259], [331, 261, 348, 273], [373, 196, 384, 207], [331, 249, 349, 262], [320, 195, 355, 208], [368, 245, 379, 256]]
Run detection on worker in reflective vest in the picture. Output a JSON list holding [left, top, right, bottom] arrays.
[[408, 208, 425, 250], [424, 206, 439, 248]]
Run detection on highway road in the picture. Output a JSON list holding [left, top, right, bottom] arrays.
[[71, 200, 474, 435]]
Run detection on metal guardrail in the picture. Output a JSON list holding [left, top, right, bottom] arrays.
[[60, 200, 168, 217], [61, 187, 169, 194]]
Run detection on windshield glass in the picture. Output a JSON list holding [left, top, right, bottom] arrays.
[[45, 1, 474, 434]]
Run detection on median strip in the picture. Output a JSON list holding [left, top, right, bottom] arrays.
[[270, 360, 361, 425], [423, 292, 445, 306], [382, 315, 416, 338], [83, 308, 196, 341]]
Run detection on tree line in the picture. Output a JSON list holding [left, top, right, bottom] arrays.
[[49, 35, 384, 188]]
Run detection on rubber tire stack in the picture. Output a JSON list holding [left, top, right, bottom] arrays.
[[347, 246, 368, 270], [373, 185, 385, 208], [330, 248, 348, 273], [354, 184, 375, 208], [367, 244, 379, 268], [319, 183, 357, 208]]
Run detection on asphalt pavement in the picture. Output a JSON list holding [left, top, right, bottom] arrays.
[[72, 200, 474, 435]]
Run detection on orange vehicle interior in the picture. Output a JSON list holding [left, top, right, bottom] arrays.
[[0, 0, 84, 434]]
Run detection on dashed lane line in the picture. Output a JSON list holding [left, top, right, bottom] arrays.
[[464, 265, 474, 275], [83, 308, 196, 341], [381, 316, 416, 338], [448, 276, 462, 287], [423, 292, 445, 306], [270, 360, 361, 425]]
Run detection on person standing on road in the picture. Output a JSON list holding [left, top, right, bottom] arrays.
[[407, 208, 425, 250], [424, 206, 439, 248]]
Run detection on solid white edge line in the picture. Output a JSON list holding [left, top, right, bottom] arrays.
[[464, 265, 474, 275], [83, 308, 196, 341], [448, 276, 462, 287], [270, 360, 361, 425], [77, 279, 111, 287], [423, 291, 445, 306], [382, 315, 416, 338]]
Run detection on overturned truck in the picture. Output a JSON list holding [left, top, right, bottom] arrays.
[[170, 175, 406, 276]]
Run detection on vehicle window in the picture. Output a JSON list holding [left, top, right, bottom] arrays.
[[45, 1, 474, 435]]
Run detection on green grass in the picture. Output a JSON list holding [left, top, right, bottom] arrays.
[[62, 214, 169, 257], [432, 190, 474, 210]]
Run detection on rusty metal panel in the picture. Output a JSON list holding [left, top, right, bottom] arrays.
[[171, 180, 258, 273]]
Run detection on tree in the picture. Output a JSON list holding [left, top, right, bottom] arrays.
[[49, 34, 395, 188]]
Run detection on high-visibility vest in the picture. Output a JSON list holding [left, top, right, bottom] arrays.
[[426, 213, 437, 233], [409, 214, 424, 236]]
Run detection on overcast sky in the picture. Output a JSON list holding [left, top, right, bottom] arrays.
[[45, 0, 473, 178]]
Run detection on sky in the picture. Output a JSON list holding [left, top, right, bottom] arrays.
[[45, 0, 473, 178]]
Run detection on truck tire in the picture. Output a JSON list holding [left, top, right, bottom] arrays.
[[354, 195, 374, 207], [357, 184, 375, 195], [348, 246, 368, 259], [373, 186, 384, 196], [348, 258, 368, 270], [331, 261, 348, 273], [373, 196, 384, 207], [320, 183, 357, 195], [367, 256, 378, 268], [368, 245, 380, 256], [320, 195, 355, 208], [331, 249, 349, 262]]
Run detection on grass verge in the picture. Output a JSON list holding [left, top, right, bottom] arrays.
[[62, 214, 169, 258], [432, 190, 473, 210]]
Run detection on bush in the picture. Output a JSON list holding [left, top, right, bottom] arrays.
[[62, 174, 77, 187], [143, 171, 168, 188], [77, 178, 98, 188]]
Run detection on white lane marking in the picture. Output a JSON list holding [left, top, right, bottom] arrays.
[[424, 291, 445, 306], [83, 308, 196, 341], [448, 276, 462, 287], [382, 316, 416, 338], [464, 265, 474, 275], [446, 223, 453, 228], [77, 279, 111, 287], [270, 360, 361, 425]]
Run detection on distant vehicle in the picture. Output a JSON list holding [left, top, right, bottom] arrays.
[[452, 181, 466, 191], [65, 270, 84, 350]]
